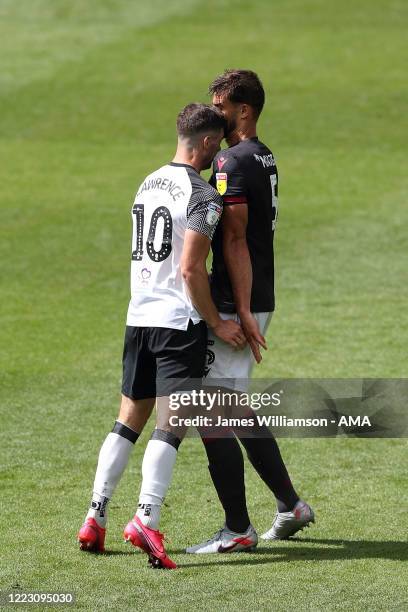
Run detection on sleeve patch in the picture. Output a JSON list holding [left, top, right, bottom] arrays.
[[187, 196, 223, 240], [206, 201, 223, 226]]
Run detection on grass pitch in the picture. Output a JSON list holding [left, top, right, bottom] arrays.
[[1, 0, 407, 610]]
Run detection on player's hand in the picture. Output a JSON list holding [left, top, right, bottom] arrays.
[[238, 312, 267, 363], [213, 319, 246, 349]]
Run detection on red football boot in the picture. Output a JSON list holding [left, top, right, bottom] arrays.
[[124, 515, 177, 569], [78, 518, 106, 553]]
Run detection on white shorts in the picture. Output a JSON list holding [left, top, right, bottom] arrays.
[[204, 312, 273, 392]]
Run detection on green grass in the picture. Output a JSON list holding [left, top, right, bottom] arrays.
[[1, 0, 407, 609]]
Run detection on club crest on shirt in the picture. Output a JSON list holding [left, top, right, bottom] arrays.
[[206, 202, 222, 226], [216, 172, 227, 196], [137, 267, 151, 286]]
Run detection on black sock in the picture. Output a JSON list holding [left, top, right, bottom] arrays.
[[111, 420, 140, 443], [201, 435, 250, 533], [238, 426, 299, 513]]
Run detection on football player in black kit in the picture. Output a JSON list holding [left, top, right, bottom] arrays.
[[187, 70, 315, 553]]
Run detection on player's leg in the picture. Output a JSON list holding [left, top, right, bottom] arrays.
[[78, 326, 155, 552], [186, 427, 257, 554], [231, 411, 315, 539], [134, 405, 188, 530], [202, 432, 250, 533], [124, 320, 206, 568], [189, 312, 313, 552], [197, 314, 255, 542], [79, 396, 154, 546], [186, 314, 257, 553], [233, 313, 314, 538]]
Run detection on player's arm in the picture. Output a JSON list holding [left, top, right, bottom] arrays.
[[222, 204, 267, 362], [181, 230, 245, 348]]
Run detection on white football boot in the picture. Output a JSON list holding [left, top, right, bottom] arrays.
[[261, 500, 315, 540], [186, 524, 258, 554]]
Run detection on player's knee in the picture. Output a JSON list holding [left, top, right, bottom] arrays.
[[118, 395, 154, 431]]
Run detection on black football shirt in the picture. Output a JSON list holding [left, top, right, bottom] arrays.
[[209, 137, 278, 313]]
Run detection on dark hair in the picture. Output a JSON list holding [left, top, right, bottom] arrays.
[[209, 69, 265, 118], [176, 103, 226, 137]]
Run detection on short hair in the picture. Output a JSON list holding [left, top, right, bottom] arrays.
[[209, 69, 265, 118], [176, 103, 226, 138]]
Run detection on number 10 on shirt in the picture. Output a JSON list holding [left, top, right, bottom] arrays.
[[132, 203, 173, 263]]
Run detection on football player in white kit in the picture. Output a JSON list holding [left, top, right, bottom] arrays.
[[78, 103, 246, 567]]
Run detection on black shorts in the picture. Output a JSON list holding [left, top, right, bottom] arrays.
[[121, 320, 207, 400]]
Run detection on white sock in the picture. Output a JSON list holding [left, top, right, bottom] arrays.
[[136, 503, 162, 530], [86, 428, 135, 527], [86, 492, 109, 528], [136, 439, 177, 530]]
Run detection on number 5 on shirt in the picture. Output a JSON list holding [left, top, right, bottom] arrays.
[[270, 174, 278, 231]]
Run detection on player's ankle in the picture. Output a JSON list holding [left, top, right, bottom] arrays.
[[136, 503, 161, 530], [86, 494, 109, 528]]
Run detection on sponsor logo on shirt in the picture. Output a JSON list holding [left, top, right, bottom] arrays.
[[217, 156, 227, 171], [216, 172, 227, 196]]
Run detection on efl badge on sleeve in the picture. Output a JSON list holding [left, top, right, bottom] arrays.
[[216, 173, 227, 196], [206, 202, 222, 226]]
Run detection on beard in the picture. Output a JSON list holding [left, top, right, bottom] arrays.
[[225, 115, 237, 137], [202, 156, 213, 170]]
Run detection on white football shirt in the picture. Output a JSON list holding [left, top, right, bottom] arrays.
[[126, 162, 223, 330]]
